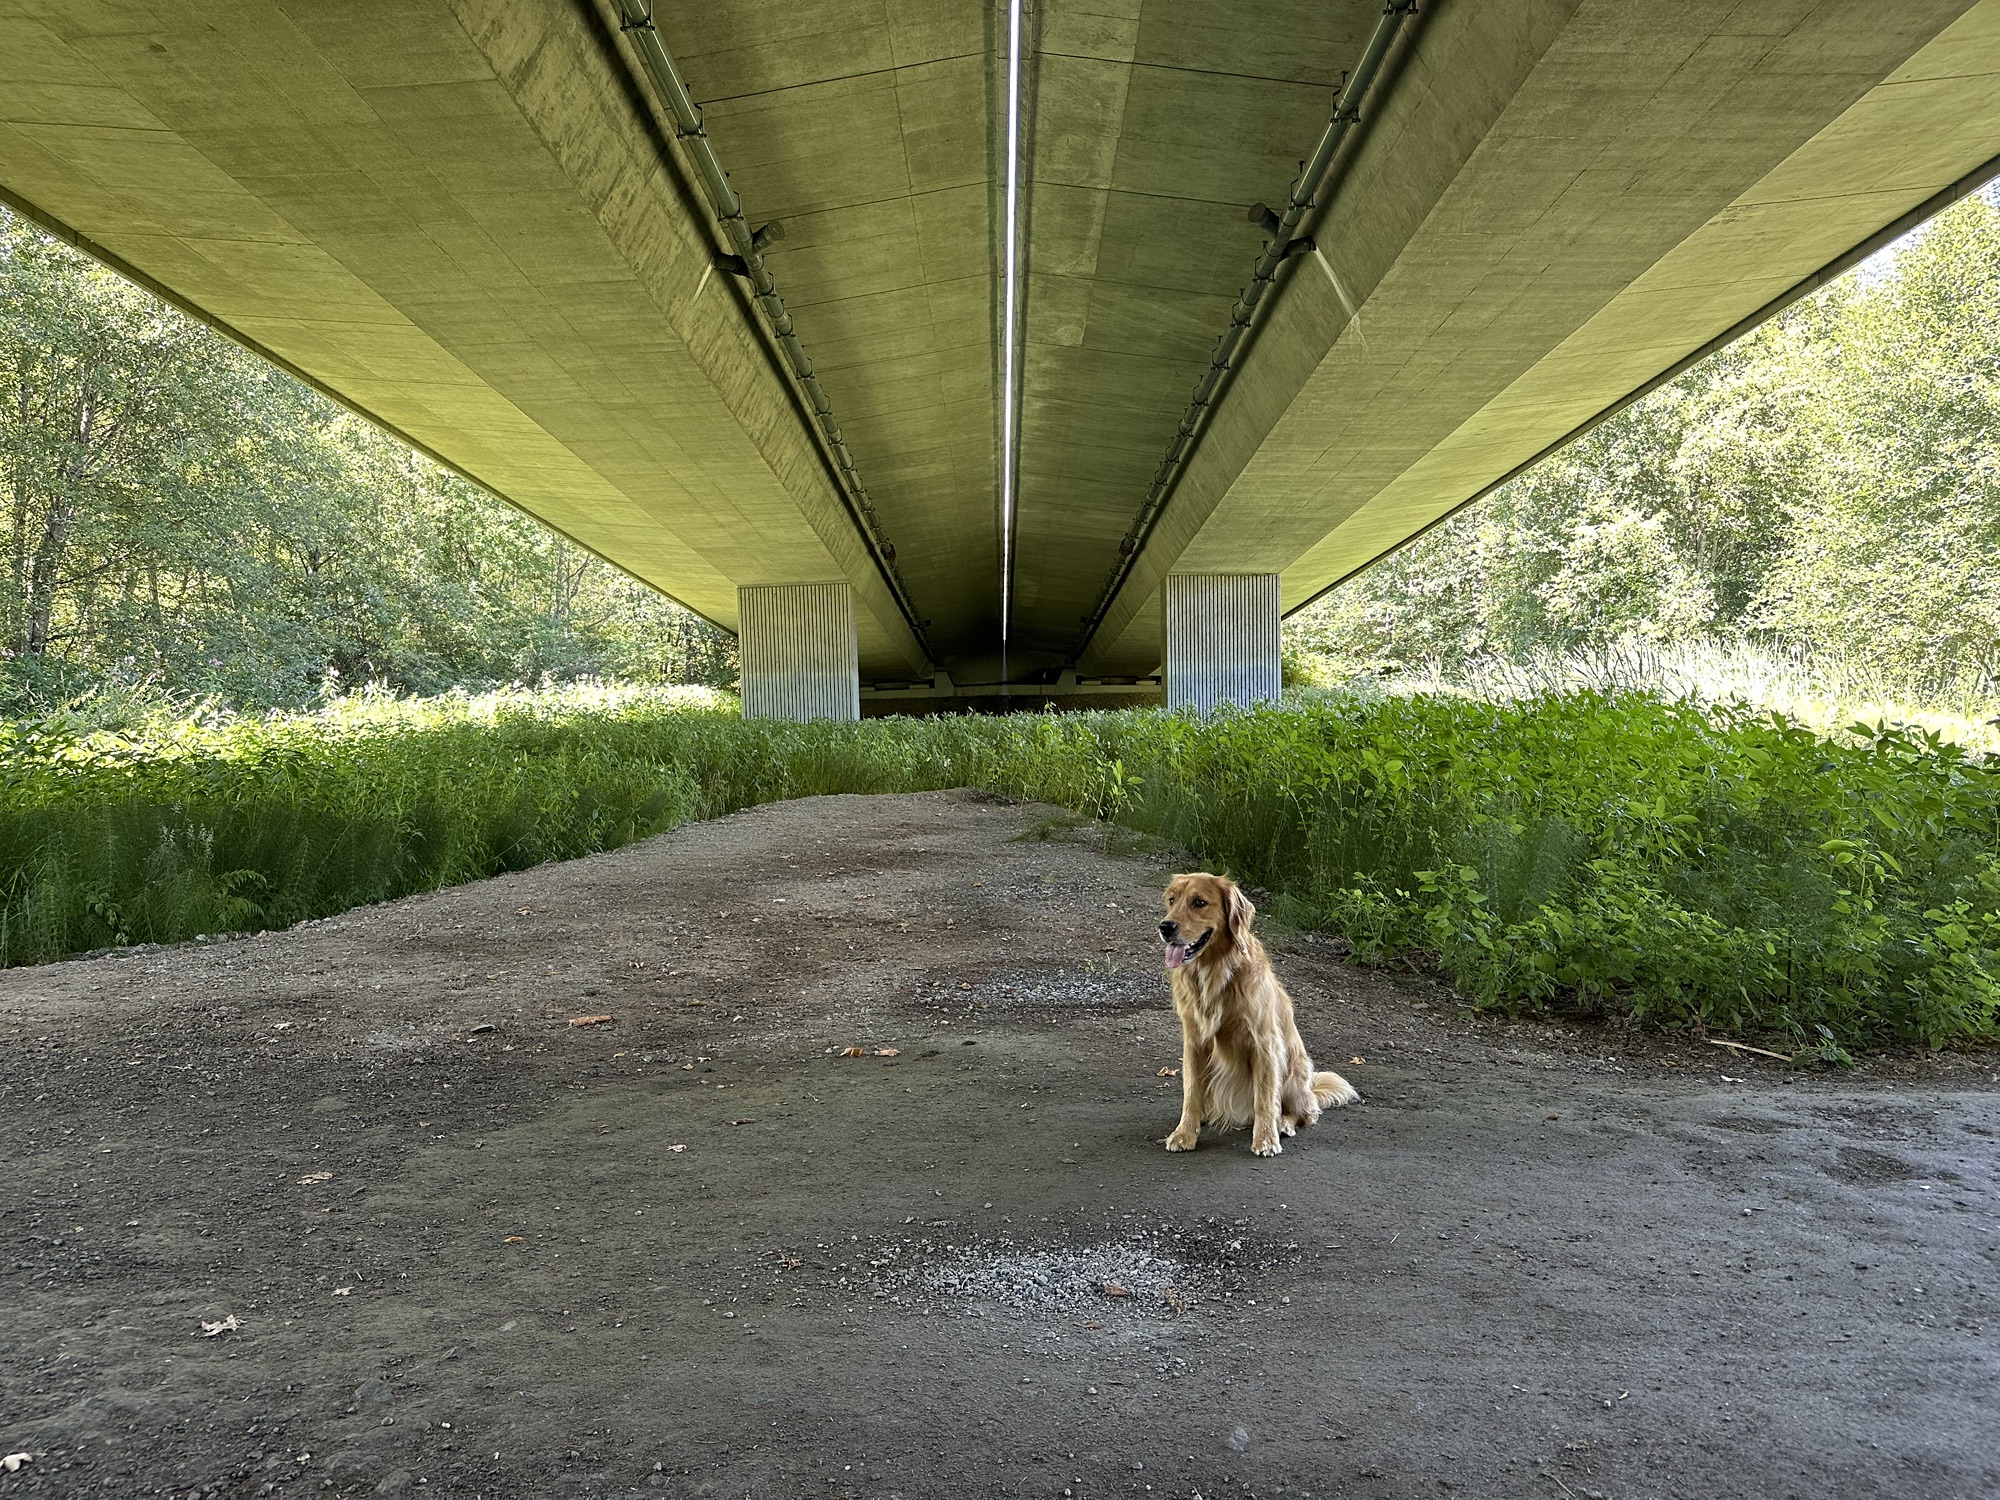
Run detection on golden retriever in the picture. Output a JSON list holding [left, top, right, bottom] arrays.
[[1158, 872, 1358, 1155]]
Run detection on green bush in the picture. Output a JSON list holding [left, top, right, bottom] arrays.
[[3, 684, 1996, 1049]]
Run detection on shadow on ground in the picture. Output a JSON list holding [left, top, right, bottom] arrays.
[[2, 790, 1996, 1499]]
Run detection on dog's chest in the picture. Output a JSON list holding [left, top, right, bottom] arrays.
[[1171, 966, 1234, 1042]]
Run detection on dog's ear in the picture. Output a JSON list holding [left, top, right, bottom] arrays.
[[1225, 881, 1255, 934]]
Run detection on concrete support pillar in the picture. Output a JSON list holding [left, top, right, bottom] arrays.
[[1162, 572, 1282, 712], [738, 583, 859, 721]]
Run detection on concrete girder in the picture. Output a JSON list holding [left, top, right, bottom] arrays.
[[2, 0, 1996, 687], [0, 0, 931, 677], [1080, 0, 2000, 675]]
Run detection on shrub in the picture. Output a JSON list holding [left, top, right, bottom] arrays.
[[3, 684, 1995, 1049]]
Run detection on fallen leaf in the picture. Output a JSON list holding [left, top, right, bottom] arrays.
[[668, 1144, 687, 1153], [569, 1014, 614, 1027], [874, 1047, 900, 1057], [296, 1171, 332, 1185], [331, 1287, 353, 1297], [1163, 1288, 1189, 1313], [199, 1315, 240, 1337], [1, 1454, 31, 1474], [515, 907, 536, 916], [1079, 1319, 1102, 1330], [1350, 1055, 1366, 1066], [1157, 1066, 1179, 1078], [1101, 1282, 1131, 1298], [503, 1236, 526, 1244], [840, 1046, 866, 1057]]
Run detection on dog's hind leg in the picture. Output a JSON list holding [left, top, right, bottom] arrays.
[[1280, 1080, 1317, 1134]]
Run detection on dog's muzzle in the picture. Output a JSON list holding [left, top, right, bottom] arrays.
[[1162, 927, 1211, 970]]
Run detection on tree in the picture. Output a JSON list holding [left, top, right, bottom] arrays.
[[1750, 191, 2000, 686], [1, 216, 256, 674], [1289, 184, 2000, 693], [0, 207, 735, 709]]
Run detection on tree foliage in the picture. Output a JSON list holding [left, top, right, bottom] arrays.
[[0, 209, 735, 710], [1291, 186, 2000, 694]]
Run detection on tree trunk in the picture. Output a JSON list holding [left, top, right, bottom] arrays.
[[7, 363, 34, 655], [20, 389, 95, 658]]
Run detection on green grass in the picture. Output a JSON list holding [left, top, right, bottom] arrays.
[[4, 681, 1997, 1051], [1290, 638, 2000, 755]]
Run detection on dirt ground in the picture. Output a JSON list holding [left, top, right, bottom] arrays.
[[3, 789, 1997, 1500]]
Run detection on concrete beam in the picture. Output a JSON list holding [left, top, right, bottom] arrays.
[[3, 0, 1992, 684], [1080, 0, 1998, 675], [0, 0, 932, 677]]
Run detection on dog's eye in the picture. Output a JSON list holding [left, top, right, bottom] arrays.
[[1190, 897, 1208, 909]]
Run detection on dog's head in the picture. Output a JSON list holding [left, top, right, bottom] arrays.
[[1159, 872, 1253, 970]]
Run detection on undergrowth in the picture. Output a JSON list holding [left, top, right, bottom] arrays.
[[3, 682, 1996, 1050]]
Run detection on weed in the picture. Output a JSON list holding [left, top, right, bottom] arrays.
[[2, 681, 1996, 1049]]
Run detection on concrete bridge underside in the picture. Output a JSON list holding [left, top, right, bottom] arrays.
[[4, 0, 1999, 698]]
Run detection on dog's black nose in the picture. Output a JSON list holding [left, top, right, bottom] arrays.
[[1159, 920, 1177, 939]]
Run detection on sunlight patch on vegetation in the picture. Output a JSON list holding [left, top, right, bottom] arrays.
[[1290, 640, 2000, 757]]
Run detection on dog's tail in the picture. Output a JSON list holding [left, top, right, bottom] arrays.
[[1311, 1070, 1361, 1108]]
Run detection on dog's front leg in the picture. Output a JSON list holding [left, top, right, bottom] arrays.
[[1249, 1041, 1284, 1156], [1165, 1033, 1206, 1152]]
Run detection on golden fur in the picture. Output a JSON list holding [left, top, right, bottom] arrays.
[[1158, 872, 1358, 1156]]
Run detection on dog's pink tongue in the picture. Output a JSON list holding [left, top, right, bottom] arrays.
[[1164, 942, 1189, 970]]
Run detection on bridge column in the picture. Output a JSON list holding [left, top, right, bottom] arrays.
[[737, 583, 860, 721], [1162, 573, 1283, 713]]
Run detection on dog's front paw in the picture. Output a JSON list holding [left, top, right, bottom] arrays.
[[1250, 1133, 1283, 1157], [1164, 1126, 1200, 1152]]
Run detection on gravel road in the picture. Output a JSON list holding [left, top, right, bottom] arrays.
[[2, 789, 1995, 1499]]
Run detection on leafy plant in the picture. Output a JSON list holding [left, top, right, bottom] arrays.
[[3, 683, 1995, 1052]]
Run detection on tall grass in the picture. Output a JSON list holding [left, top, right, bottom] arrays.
[[1314, 639, 2000, 755], [3, 681, 1996, 1049]]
